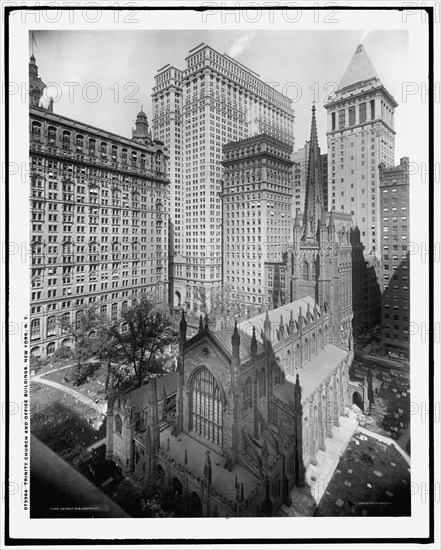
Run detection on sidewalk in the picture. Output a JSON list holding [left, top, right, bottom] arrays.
[[31, 374, 107, 416], [278, 408, 359, 517]]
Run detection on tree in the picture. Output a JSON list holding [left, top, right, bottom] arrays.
[[110, 298, 177, 388], [210, 284, 254, 323], [58, 305, 112, 386]]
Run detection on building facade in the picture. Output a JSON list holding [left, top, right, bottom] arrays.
[[29, 56, 170, 357], [379, 157, 410, 358], [105, 105, 355, 518], [325, 44, 398, 255], [221, 134, 294, 315], [106, 301, 352, 517], [152, 43, 295, 313]]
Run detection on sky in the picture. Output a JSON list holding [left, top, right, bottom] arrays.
[[32, 29, 410, 157]]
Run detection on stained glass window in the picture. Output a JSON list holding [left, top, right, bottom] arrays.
[[190, 368, 223, 446]]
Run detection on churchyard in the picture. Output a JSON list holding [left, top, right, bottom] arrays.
[[315, 431, 410, 516]]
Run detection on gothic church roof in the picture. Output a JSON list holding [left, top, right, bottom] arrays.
[[237, 296, 317, 347], [120, 371, 178, 410]]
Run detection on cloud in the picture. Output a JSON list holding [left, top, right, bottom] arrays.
[[228, 32, 256, 59]]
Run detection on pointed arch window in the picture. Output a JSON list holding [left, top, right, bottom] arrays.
[[302, 261, 309, 281], [303, 337, 309, 363], [311, 260, 317, 281], [258, 368, 266, 397], [114, 414, 122, 435], [274, 358, 281, 386], [190, 367, 223, 446], [243, 377, 252, 412], [295, 343, 300, 369]]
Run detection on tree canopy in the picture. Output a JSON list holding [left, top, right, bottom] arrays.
[[110, 298, 177, 388]]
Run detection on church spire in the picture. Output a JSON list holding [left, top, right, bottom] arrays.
[[302, 104, 324, 241]]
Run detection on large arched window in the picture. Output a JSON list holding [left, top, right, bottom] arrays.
[[286, 349, 292, 375], [311, 260, 317, 281], [302, 261, 309, 281], [243, 377, 252, 412], [190, 368, 223, 446], [274, 358, 281, 386], [295, 343, 300, 369], [114, 414, 122, 434]]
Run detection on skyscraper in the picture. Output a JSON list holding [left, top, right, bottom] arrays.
[[379, 157, 410, 358], [152, 43, 295, 313], [221, 133, 294, 315], [29, 56, 170, 358], [325, 44, 398, 255]]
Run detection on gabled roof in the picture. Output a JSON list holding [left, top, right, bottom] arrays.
[[274, 344, 348, 402], [210, 326, 265, 362], [339, 44, 379, 90], [121, 371, 178, 410]]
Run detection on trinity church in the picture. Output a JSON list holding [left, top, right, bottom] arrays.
[[105, 107, 360, 517]]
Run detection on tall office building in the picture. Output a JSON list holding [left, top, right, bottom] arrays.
[[221, 134, 294, 315], [152, 43, 295, 313], [29, 56, 170, 357], [325, 44, 398, 255], [379, 157, 410, 358]]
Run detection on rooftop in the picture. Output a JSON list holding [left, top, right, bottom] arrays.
[[159, 426, 260, 503], [274, 344, 348, 402], [121, 372, 178, 410], [339, 44, 380, 90], [238, 296, 318, 347]]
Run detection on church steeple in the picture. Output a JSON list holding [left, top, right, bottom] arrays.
[[302, 104, 324, 241]]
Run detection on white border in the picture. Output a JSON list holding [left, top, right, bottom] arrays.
[[2, 1, 438, 548]]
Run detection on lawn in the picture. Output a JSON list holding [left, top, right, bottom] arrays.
[[30, 382, 106, 464], [42, 363, 108, 402], [315, 432, 410, 517]]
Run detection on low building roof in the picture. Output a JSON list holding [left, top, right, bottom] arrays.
[[274, 344, 348, 403], [121, 371, 178, 410], [159, 426, 260, 504]]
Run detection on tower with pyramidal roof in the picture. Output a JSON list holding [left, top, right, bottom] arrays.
[[325, 43, 398, 256]]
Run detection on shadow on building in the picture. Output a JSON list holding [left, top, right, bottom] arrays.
[[380, 253, 410, 360]]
